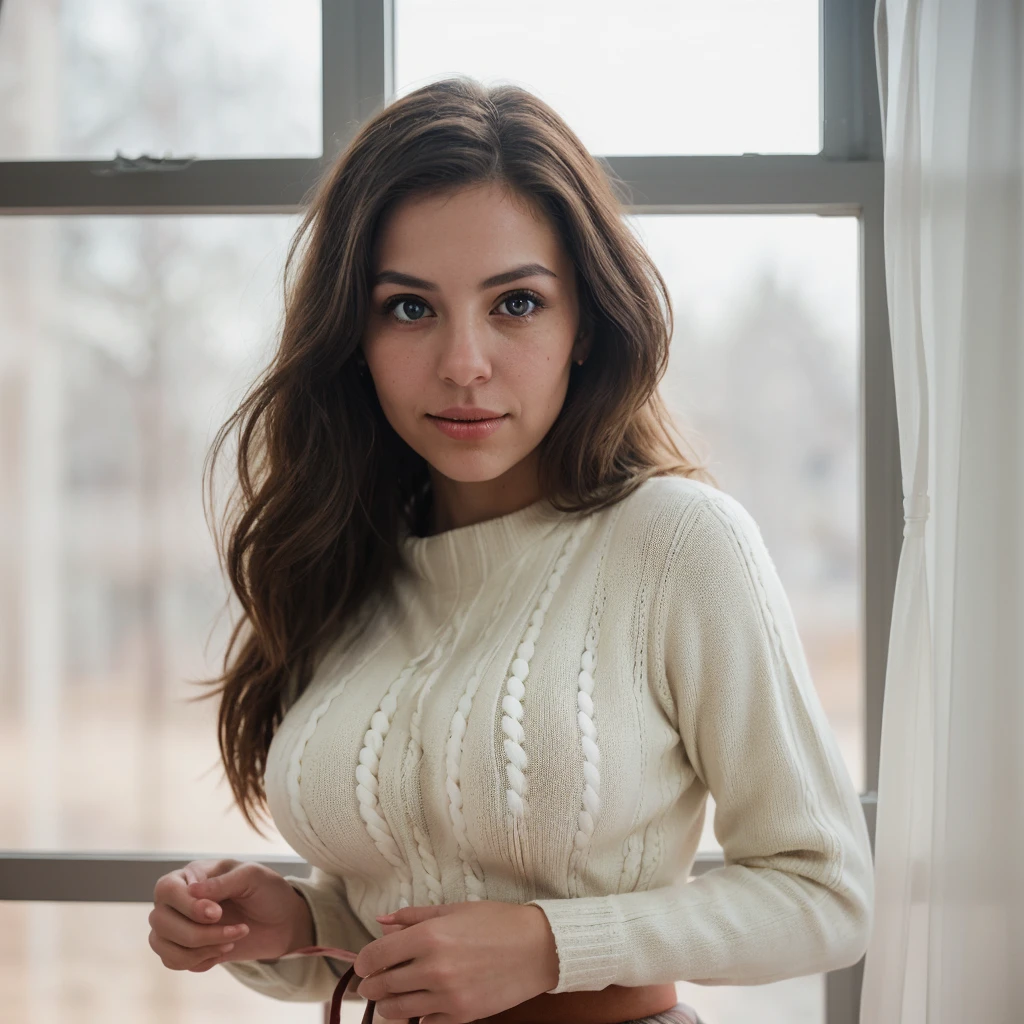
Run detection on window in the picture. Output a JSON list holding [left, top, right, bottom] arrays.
[[633, 213, 866, 866], [0, 215, 301, 856], [0, 901, 322, 1023], [640, 213, 864, 803], [395, 0, 821, 155], [676, 975, 825, 1024], [0, 0, 322, 160], [0, 3, 888, 1024]]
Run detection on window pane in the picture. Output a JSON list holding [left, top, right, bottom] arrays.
[[1, 901, 323, 1023], [0, 215, 302, 854], [395, 0, 819, 156], [0, 0, 321, 160], [635, 214, 864, 854], [676, 975, 825, 1024]]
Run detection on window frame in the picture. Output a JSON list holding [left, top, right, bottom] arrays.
[[0, 2, 896, 1024]]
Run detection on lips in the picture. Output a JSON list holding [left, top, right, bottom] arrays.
[[431, 406, 505, 420], [428, 412, 509, 440]]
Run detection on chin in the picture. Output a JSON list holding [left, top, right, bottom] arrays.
[[424, 448, 521, 484]]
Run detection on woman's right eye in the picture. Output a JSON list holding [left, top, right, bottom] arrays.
[[383, 296, 433, 323]]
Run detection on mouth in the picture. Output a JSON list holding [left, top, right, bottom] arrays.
[[426, 413, 510, 439], [427, 414, 508, 422]]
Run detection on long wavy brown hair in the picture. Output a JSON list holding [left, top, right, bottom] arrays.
[[195, 74, 717, 837]]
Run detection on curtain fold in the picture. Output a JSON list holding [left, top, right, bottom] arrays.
[[863, 1, 1024, 1021]]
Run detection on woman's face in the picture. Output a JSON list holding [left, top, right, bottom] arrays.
[[361, 182, 588, 494]]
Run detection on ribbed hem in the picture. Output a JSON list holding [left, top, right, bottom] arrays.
[[525, 896, 627, 994]]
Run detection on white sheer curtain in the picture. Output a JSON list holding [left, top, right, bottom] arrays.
[[861, 1, 1024, 1022]]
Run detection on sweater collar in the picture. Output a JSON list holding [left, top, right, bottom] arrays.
[[399, 495, 573, 593]]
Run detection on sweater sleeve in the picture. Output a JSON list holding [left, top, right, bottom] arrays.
[[220, 864, 375, 1002], [525, 492, 874, 993]]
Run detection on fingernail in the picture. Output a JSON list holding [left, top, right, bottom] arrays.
[[205, 905, 219, 919], [376, 912, 395, 921]]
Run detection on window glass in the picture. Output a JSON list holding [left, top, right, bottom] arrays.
[[0, 215, 300, 854], [633, 213, 864, 856], [0, 0, 321, 159], [1, 900, 323, 1023], [676, 975, 825, 1024], [395, 0, 820, 155]]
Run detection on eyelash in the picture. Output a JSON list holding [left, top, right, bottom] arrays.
[[380, 288, 547, 326]]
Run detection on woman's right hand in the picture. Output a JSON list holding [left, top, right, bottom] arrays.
[[149, 858, 314, 973]]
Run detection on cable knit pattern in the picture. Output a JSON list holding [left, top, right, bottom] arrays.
[[224, 477, 874, 1005], [283, 602, 399, 875], [501, 522, 587, 819], [405, 599, 479, 906], [356, 614, 461, 910], [565, 501, 622, 898], [446, 551, 534, 900], [567, 585, 604, 897]]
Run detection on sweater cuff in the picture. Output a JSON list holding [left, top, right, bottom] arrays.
[[284, 874, 359, 954], [524, 896, 627, 993]]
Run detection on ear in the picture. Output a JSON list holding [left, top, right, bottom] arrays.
[[572, 329, 592, 365]]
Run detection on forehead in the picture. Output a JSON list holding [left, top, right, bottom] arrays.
[[371, 183, 568, 274]]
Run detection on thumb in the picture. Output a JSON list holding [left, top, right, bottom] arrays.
[[188, 865, 250, 902], [376, 904, 455, 927]]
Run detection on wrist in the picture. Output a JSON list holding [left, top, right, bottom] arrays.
[[287, 883, 317, 953], [523, 904, 560, 994]]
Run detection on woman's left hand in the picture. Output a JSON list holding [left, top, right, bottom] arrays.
[[353, 901, 560, 1023]]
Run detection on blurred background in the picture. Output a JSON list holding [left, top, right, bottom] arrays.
[[0, 1, 864, 1022]]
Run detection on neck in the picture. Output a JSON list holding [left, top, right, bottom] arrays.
[[427, 452, 542, 534]]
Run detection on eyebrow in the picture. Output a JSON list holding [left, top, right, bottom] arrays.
[[372, 262, 558, 291]]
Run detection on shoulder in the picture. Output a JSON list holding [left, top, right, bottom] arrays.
[[604, 474, 773, 590], [609, 473, 760, 548]]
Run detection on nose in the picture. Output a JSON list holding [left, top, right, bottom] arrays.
[[435, 314, 493, 387]]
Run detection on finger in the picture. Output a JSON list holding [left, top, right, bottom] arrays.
[[181, 861, 232, 891], [189, 954, 228, 973], [155, 861, 236, 925], [356, 959, 429, 1002], [377, 904, 451, 927], [150, 929, 239, 971], [149, 902, 250, 950], [375, 988, 442, 1023], [354, 926, 422, 982], [157, 859, 233, 902], [186, 861, 258, 912]]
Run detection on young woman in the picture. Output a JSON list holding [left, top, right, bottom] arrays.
[[147, 76, 873, 1024]]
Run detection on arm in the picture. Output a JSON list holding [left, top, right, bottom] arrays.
[[221, 864, 375, 1002], [526, 492, 874, 993]]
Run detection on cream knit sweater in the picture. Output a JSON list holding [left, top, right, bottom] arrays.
[[222, 475, 874, 1003]]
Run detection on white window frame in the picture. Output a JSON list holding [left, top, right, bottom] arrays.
[[0, 3, 894, 1023]]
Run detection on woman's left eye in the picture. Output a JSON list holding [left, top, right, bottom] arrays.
[[498, 290, 544, 319]]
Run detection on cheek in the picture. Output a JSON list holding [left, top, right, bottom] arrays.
[[373, 372, 415, 415], [365, 346, 422, 417], [513, 355, 570, 420]]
